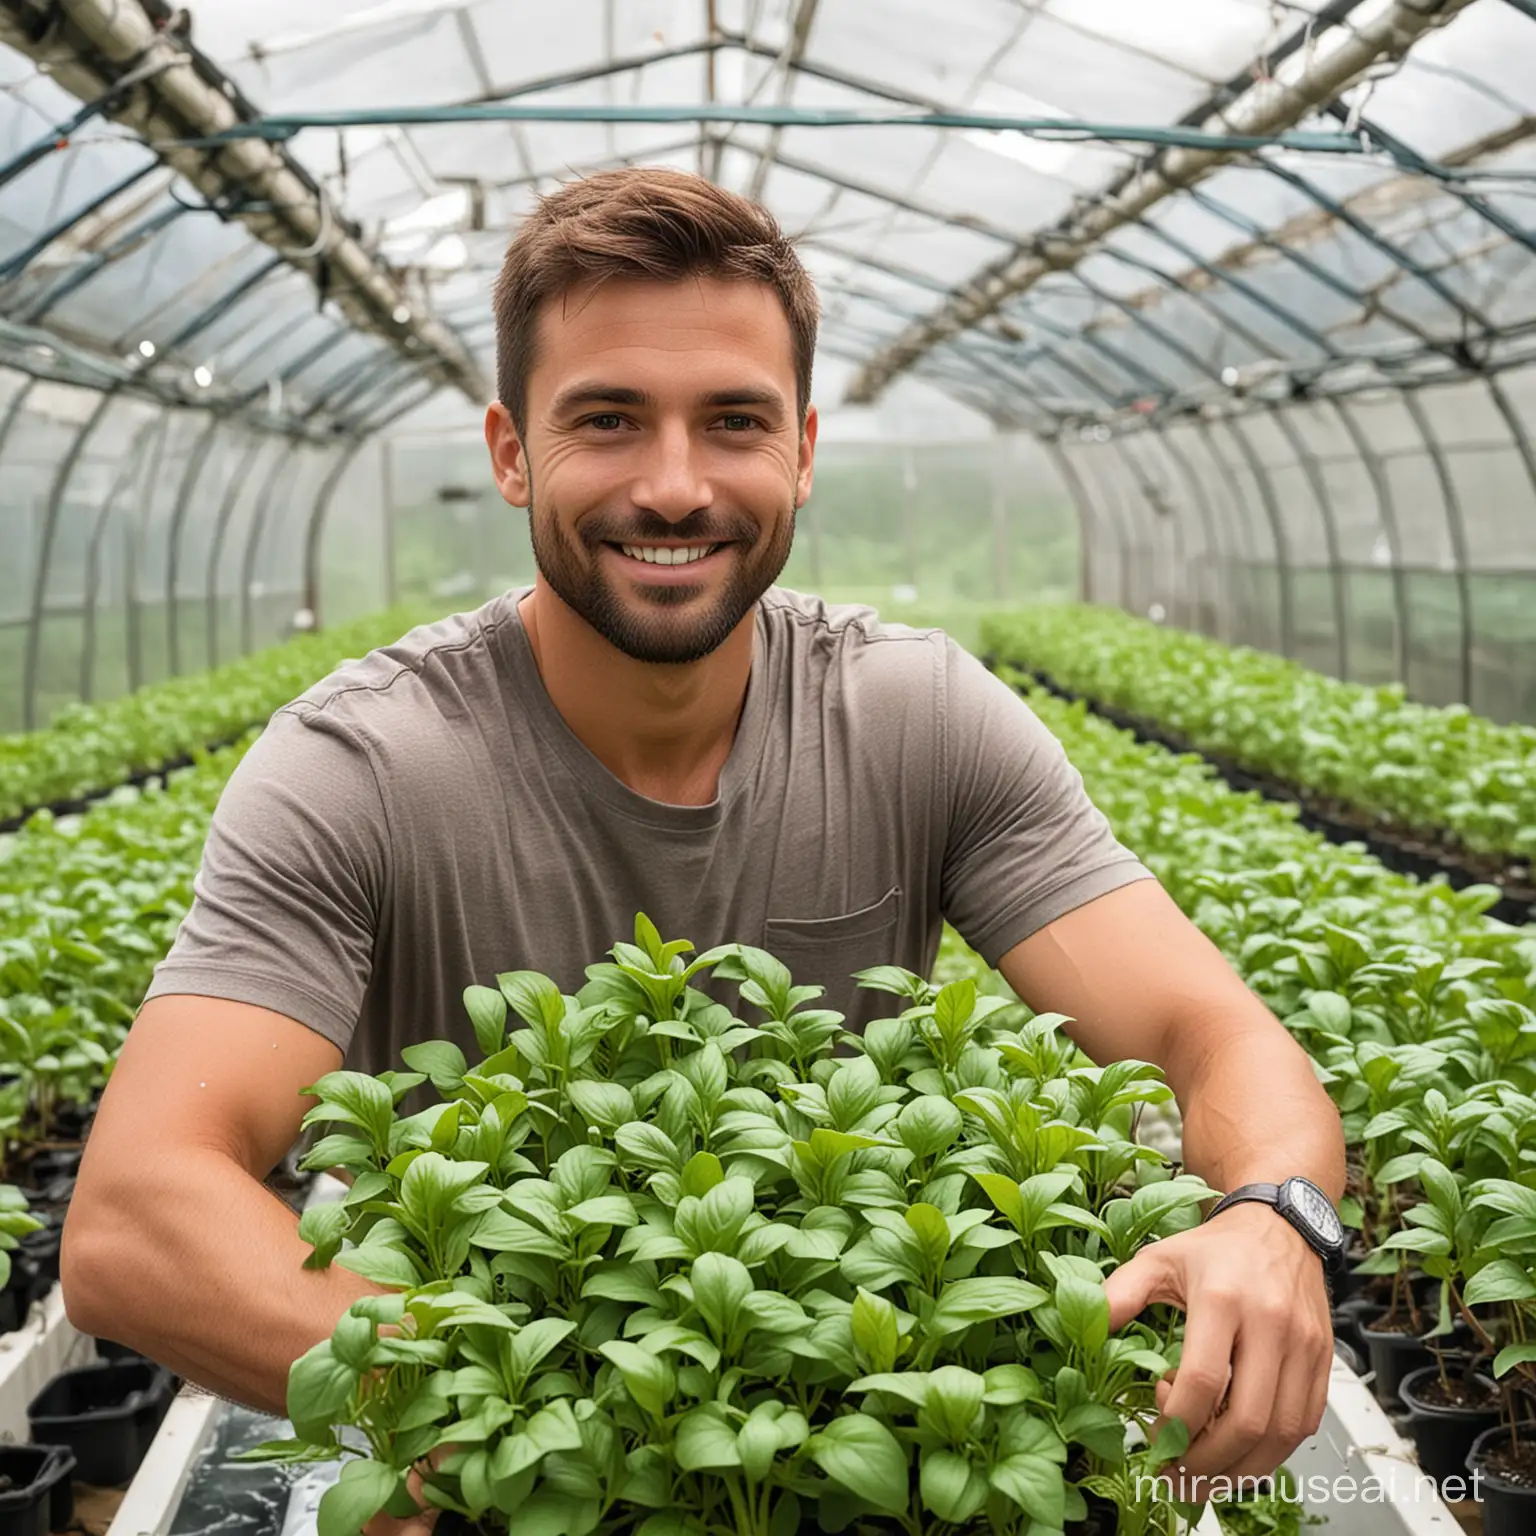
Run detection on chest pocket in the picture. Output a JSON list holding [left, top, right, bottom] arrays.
[[763, 886, 903, 1002]]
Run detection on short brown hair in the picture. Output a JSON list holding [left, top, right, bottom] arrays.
[[492, 167, 819, 434]]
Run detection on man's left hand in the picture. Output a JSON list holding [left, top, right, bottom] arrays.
[[1102, 1201, 1333, 1493]]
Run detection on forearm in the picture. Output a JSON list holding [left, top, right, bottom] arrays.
[[61, 1146, 375, 1415], [1165, 992, 1346, 1204]]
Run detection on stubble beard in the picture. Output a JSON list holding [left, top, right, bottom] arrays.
[[527, 485, 796, 665]]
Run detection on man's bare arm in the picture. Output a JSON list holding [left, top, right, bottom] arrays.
[[61, 995, 378, 1415], [998, 879, 1344, 1203], [998, 879, 1346, 1485]]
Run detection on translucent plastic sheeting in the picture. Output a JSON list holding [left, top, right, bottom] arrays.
[[1065, 360, 1536, 723], [379, 425, 1078, 652]]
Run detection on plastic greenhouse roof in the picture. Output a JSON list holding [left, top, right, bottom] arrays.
[[1, 0, 1534, 436]]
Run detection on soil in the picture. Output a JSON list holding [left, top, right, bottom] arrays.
[[1413, 1375, 1500, 1411], [1361, 1314, 1428, 1337], [1010, 666, 1536, 924], [1482, 1439, 1536, 1491]]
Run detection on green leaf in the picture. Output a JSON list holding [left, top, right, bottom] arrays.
[[1148, 1416, 1190, 1469], [510, 1318, 576, 1380], [302, 1071, 395, 1155], [808, 1414, 909, 1515], [928, 1276, 1047, 1337], [680, 1151, 725, 1198], [1054, 1272, 1111, 1356], [317, 1460, 401, 1536], [497, 971, 566, 1031], [334, 1245, 422, 1290], [286, 1341, 359, 1440], [920, 1448, 987, 1524], [1465, 1260, 1536, 1307], [851, 1287, 902, 1374], [599, 1340, 675, 1420], [463, 985, 509, 1056], [1493, 1342, 1536, 1378], [690, 1252, 754, 1341], [989, 1452, 1066, 1526], [896, 1095, 963, 1159], [399, 1041, 468, 1094], [297, 1202, 350, 1270], [675, 1405, 743, 1472]]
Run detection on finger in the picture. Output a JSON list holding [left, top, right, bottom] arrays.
[[1160, 1290, 1238, 1456], [1155, 1375, 1173, 1414], [1105, 1245, 1179, 1332], [1180, 1316, 1283, 1480], [1227, 1316, 1333, 1484]]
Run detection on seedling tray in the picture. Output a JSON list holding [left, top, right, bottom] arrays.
[[28, 1360, 175, 1487], [0, 1444, 75, 1536]]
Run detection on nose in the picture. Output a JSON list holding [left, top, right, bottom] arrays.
[[630, 419, 713, 524]]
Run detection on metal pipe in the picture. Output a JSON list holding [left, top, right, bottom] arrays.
[[302, 441, 369, 623], [1402, 390, 1476, 705], [843, 0, 1480, 404], [205, 433, 270, 668], [164, 415, 223, 675], [240, 446, 303, 656]]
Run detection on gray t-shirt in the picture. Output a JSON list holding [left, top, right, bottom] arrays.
[[146, 588, 1151, 1075]]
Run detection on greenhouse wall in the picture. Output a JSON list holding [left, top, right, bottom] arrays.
[[0, 365, 365, 733], [378, 429, 1078, 652], [1064, 365, 1536, 725]]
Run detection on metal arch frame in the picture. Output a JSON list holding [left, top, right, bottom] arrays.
[[1182, 418, 1265, 648], [18, 202, 190, 325], [21, 389, 117, 729], [1329, 396, 1412, 681], [0, 161, 159, 284], [1110, 432, 1186, 626], [1179, 184, 1445, 357], [164, 414, 224, 676], [1214, 414, 1296, 658], [1044, 438, 1114, 607], [301, 439, 371, 623], [1256, 162, 1495, 342], [1266, 404, 1353, 680], [239, 445, 306, 657], [205, 432, 275, 668], [1486, 376, 1536, 508], [1400, 388, 1476, 705], [79, 405, 164, 701], [1152, 423, 1238, 644], [1071, 441, 1143, 611]]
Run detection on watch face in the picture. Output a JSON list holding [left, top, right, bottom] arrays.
[[1285, 1178, 1344, 1247]]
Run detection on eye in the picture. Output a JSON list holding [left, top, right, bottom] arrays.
[[583, 413, 627, 432], [718, 414, 761, 432]]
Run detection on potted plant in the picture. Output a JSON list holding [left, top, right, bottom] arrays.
[[241, 918, 1219, 1536]]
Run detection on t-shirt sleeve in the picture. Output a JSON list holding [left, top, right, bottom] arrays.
[[142, 707, 387, 1053], [940, 638, 1153, 965]]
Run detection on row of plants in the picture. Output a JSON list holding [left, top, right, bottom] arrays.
[[0, 606, 436, 826], [982, 605, 1536, 865], [992, 667, 1536, 1521]]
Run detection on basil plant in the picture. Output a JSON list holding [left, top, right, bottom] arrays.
[[251, 917, 1210, 1536]]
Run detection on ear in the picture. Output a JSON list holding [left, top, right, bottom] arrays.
[[794, 403, 818, 509], [485, 401, 531, 508]]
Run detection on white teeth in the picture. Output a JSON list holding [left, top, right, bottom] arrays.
[[620, 544, 717, 566]]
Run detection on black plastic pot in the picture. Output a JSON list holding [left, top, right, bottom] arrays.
[[1400, 1365, 1501, 1487], [1332, 1298, 1373, 1355], [28, 1360, 174, 1486], [0, 1252, 52, 1334], [0, 1444, 76, 1536], [1333, 1336, 1366, 1377], [1358, 1309, 1468, 1409], [93, 1338, 144, 1364], [1467, 1423, 1536, 1536], [23, 1149, 81, 1186]]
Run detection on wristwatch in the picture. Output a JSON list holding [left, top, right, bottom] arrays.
[[1206, 1178, 1348, 1275]]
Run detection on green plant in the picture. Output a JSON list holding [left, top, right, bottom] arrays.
[[983, 606, 1536, 860], [249, 917, 1209, 1536], [0, 1184, 41, 1290]]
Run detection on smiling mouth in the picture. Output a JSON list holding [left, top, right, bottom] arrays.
[[611, 542, 725, 566]]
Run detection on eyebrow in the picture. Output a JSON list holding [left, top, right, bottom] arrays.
[[550, 383, 789, 414]]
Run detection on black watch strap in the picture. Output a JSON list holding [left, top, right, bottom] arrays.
[[1208, 1181, 1347, 1274]]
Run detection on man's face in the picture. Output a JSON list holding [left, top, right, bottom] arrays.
[[486, 276, 816, 665]]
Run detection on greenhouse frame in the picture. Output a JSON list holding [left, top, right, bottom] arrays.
[[5, 4, 1536, 1536], [2, 0, 1534, 729]]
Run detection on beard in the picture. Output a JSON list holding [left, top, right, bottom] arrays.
[[527, 487, 795, 665]]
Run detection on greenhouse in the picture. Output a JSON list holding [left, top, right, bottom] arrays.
[[1, 1, 1535, 1534]]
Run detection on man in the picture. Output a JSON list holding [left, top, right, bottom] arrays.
[[62, 168, 1344, 1503]]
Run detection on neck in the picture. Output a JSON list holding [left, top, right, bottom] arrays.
[[518, 578, 756, 806]]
